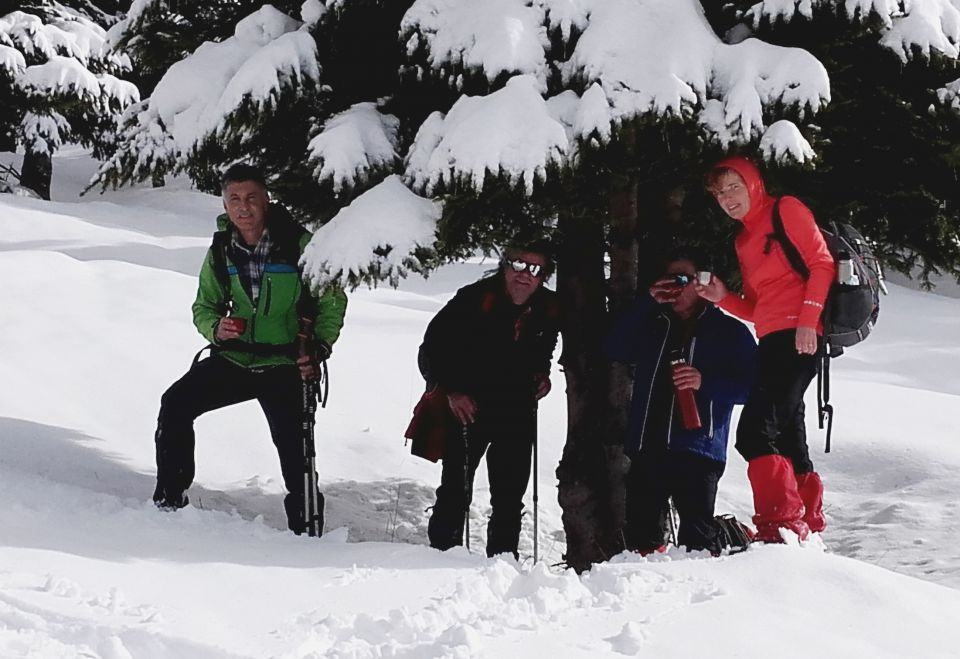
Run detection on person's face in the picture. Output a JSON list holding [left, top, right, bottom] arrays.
[[665, 259, 702, 318], [503, 250, 546, 305], [223, 180, 269, 239], [710, 170, 750, 220]]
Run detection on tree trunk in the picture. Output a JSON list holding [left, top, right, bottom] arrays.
[[556, 176, 639, 572], [21, 150, 52, 200]]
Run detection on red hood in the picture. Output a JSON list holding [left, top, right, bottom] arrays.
[[711, 156, 771, 225]]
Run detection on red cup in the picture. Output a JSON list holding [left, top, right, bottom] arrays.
[[230, 317, 247, 333]]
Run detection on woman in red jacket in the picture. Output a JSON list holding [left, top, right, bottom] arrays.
[[697, 156, 835, 542]]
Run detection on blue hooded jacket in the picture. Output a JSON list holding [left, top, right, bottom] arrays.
[[606, 296, 757, 462]]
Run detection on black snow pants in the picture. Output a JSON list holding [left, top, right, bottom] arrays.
[[623, 449, 726, 554], [427, 403, 536, 559], [735, 329, 818, 476], [153, 354, 313, 531]]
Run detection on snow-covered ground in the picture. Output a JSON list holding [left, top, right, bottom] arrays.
[[1, 149, 959, 658]]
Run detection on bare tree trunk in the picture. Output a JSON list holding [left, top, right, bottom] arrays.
[[556, 176, 638, 572], [21, 150, 52, 200]]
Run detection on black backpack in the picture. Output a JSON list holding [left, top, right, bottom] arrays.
[[770, 199, 887, 451]]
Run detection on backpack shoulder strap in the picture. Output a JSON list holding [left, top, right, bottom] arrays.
[[269, 207, 319, 322], [770, 198, 810, 281], [210, 230, 232, 295]]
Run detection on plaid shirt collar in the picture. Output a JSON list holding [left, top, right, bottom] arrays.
[[231, 227, 272, 303]]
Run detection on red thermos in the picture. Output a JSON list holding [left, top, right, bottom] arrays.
[[671, 350, 702, 430]]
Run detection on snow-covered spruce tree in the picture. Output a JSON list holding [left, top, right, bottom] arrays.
[[397, 0, 829, 571], [96, 2, 323, 192], [709, 0, 960, 286], [91, 1, 958, 569], [106, 0, 304, 96], [0, 1, 138, 198], [94, 1, 440, 288]]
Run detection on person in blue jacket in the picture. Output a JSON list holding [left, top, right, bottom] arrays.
[[607, 251, 757, 554]]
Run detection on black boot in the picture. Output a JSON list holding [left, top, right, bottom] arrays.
[[485, 507, 522, 559], [285, 491, 324, 536], [153, 482, 189, 511], [427, 500, 465, 550]]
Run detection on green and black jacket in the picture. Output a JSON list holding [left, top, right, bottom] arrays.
[[192, 204, 348, 369]]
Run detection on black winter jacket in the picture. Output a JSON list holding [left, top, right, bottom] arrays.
[[419, 275, 560, 408]]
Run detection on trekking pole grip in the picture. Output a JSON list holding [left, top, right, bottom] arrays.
[[296, 316, 318, 383]]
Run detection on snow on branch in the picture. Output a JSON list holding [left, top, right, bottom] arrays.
[[937, 77, 960, 113], [301, 176, 441, 290], [18, 56, 101, 100], [747, 0, 900, 25], [759, 119, 816, 163], [539, 0, 591, 41], [563, 0, 829, 142], [144, 5, 318, 158], [402, 0, 550, 88], [50, 12, 110, 62], [105, 0, 156, 49], [301, 0, 327, 27], [0, 9, 108, 65], [97, 73, 141, 109], [880, 0, 960, 62], [0, 44, 26, 75], [307, 103, 400, 194], [711, 38, 829, 139], [92, 100, 177, 190], [216, 31, 319, 116], [748, 0, 960, 63], [20, 111, 70, 156], [406, 74, 570, 195]]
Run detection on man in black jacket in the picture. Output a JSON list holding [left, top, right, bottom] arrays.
[[419, 242, 561, 559]]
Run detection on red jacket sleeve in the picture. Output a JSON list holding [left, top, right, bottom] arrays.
[[779, 196, 836, 329], [717, 286, 756, 322]]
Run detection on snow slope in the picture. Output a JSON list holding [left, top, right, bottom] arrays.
[[1, 149, 959, 658]]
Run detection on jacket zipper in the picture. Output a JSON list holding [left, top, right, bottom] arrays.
[[262, 277, 273, 316], [708, 401, 714, 438], [638, 314, 670, 451]]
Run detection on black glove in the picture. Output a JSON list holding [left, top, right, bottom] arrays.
[[314, 340, 332, 362]]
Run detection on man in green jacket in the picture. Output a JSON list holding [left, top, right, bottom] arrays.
[[152, 164, 347, 535]]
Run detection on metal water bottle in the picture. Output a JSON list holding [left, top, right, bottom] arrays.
[[671, 350, 702, 431], [837, 250, 860, 286]]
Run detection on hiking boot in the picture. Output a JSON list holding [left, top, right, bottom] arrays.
[[285, 491, 324, 536]]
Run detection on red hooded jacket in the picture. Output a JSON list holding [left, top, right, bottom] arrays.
[[713, 156, 836, 338]]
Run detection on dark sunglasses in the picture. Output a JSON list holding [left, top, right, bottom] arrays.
[[667, 273, 692, 286], [506, 259, 544, 277]]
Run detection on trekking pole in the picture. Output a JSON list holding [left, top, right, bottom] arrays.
[[297, 318, 322, 537], [302, 377, 321, 536], [817, 349, 834, 453], [532, 405, 539, 564], [462, 423, 471, 552]]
